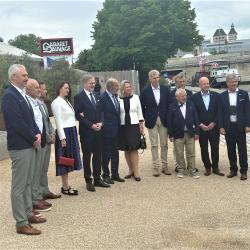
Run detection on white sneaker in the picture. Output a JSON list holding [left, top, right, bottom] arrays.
[[191, 172, 200, 179], [177, 172, 184, 178]]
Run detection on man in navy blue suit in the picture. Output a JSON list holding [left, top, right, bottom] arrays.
[[140, 70, 171, 177], [100, 78, 125, 184], [74, 74, 110, 192], [168, 89, 200, 178], [170, 72, 193, 102], [1, 64, 44, 235], [192, 77, 224, 176], [219, 74, 250, 180]]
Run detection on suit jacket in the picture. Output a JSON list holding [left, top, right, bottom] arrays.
[[100, 91, 120, 138], [170, 88, 193, 103], [1, 84, 40, 150], [191, 91, 219, 126], [39, 100, 55, 144], [140, 84, 171, 129], [168, 100, 199, 139], [74, 90, 102, 140], [219, 89, 250, 131]]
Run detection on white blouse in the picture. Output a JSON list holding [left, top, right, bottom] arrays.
[[119, 94, 144, 125], [51, 96, 76, 140]]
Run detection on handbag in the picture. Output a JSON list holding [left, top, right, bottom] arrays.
[[139, 134, 147, 150], [58, 147, 75, 167], [58, 156, 75, 167]]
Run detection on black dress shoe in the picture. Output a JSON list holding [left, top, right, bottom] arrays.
[[94, 180, 110, 188], [103, 176, 114, 184], [204, 169, 211, 176], [213, 169, 225, 176], [227, 172, 237, 178], [240, 173, 247, 181], [125, 173, 134, 179], [134, 176, 141, 182], [86, 183, 96, 192], [111, 175, 125, 182]]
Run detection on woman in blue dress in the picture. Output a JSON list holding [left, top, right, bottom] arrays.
[[51, 81, 82, 195]]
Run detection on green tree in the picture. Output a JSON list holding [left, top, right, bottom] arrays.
[[8, 34, 40, 55], [75, 0, 203, 86]]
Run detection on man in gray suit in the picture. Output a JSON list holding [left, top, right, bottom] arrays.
[[38, 81, 61, 199], [1, 64, 45, 235]]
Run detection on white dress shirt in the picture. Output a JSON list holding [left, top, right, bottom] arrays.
[[151, 84, 160, 105], [51, 96, 76, 140], [179, 102, 187, 131], [26, 95, 43, 133], [228, 88, 238, 122], [11, 83, 30, 105]]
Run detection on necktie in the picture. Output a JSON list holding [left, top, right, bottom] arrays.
[[112, 95, 119, 111], [90, 93, 96, 108]]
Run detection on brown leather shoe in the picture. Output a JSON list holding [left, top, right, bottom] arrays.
[[227, 172, 237, 178], [41, 200, 52, 207], [204, 169, 211, 176], [33, 202, 51, 212], [213, 169, 225, 176], [162, 168, 171, 175], [43, 192, 61, 200], [28, 215, 47, 224], [16, 224, 41, 235], [240, 174, 247, 181]]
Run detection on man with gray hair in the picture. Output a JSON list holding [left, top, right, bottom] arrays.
[[100, 78, 125, 184], [74, 74, 110, 192], [140, 70, 171, 176], [219, 74, 250, 180], [168, 88, 200, 178], [1, 64, 43, 235]]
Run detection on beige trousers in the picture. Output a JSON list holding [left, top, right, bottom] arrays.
[[174, 133, 195, 173], [148, 117, 168, 169]]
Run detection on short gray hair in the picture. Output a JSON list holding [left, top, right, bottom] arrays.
[[148, 69, 160, 78], [8, 64, 26, 81], [175, 88, 187, 97], [119, 80, 132, 98], [80, 73, 94, 84], [106, 78, 118, 90], [226, 73, 238, 83], [174, 72, 185, 82]]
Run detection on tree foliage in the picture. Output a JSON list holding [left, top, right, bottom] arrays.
[[75, 0, 203, 85], [8, 34, 41, 55]]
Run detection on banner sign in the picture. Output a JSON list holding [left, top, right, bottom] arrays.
[[40, 38, 73, 56]]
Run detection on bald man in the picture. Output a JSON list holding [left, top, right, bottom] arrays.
[[192, 77, 224, 176], [26, 79, 52, 213]]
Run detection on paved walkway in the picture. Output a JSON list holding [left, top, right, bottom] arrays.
[[1, 131, 250, 250]]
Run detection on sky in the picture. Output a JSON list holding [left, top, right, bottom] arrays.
[[1, 0, 250, 59]]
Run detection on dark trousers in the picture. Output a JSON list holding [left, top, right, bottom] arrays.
[[80, 133, 102, 183], [102, 136, 119, 177], [225, 123, 248, 174], [199, 128, 220, 170]]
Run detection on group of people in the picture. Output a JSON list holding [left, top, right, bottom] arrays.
[[2, 64, 250, 236]]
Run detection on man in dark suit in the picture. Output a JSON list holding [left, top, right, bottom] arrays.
[[140, 69, 171, 176], [1, 64, 44, 235], [168, 89, 200, 178], [192, 77, 224, 176], [100, 78, 125, 184], [170, 72, 193, 102], [219, 74, 250, 180], [74, 74, 110, 192], [170, 72, 193, 172]]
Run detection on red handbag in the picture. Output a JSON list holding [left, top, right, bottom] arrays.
[[58, 156, 75, 168]]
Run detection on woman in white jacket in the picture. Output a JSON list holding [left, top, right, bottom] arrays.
[[51, 81, 82, 195], [119, 80, 144, 181]]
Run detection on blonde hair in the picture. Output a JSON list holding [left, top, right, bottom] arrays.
[[119, 80, 132, 98], [148, 69, 160, 78]]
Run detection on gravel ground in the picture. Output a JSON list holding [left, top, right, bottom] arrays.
[[1, 131, 250, 250]]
